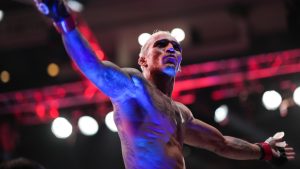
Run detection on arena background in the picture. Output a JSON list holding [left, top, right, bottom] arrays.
[[0, 0, 299, 169]]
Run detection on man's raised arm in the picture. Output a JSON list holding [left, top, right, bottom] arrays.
[[33, 0, 135, 99]]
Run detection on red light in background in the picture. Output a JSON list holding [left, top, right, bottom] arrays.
[[84, 82, 98, 99], [15, 92, 24, 103], [56, 88, 66, 98], [35, 104, 46, 120], [33, 92, 43, 102], [176, 94, 196, 105], [50, 108, 59, 119]]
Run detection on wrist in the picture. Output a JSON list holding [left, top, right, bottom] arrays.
[[256, 142, 273, 161], [53, 16, 76, 34]]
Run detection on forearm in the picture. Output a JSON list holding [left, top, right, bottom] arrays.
[[215, 136, 261, 160], [185, 118, 262, 160], [62, 29, 135, 98], [62, 29, 104, 72], [51, 15, 137, 101]]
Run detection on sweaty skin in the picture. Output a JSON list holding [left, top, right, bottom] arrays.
[[111, 33, 190, 169], [112, 68, 191, 169], [31, 0, 295, 168], [59, 29, 294, 169]]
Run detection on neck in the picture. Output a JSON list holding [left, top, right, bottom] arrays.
[[143, 70, 175, 97]]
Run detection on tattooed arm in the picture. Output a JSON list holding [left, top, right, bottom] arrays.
[[184, 117, 260, 160], [179, 104, 260, 160], [182, 103, 295, 163]]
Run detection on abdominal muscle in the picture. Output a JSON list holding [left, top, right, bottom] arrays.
[[112, 73, 186, 169], [114, 105, 186, 169], [118, 124, 185, 169]]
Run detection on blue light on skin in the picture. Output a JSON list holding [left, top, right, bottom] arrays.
[[62, 29, 136, 99], [163, 66, 178, 77], [62, 30, 181, 169], [161, 45, 182, 77], [114, 75, 177, 169]]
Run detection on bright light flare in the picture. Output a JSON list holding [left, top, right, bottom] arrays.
[[138, 33, 151, 46], [0, 10, 4, 22], [105, 111, 118, 132], [171, 28, 185, 42], [214, 105, 228, 123], [293, 86, 300, 106], [67, 0, 84, 12], [262, 90, 282, 110], [78, 116, 99, 136], [51, 117, 73, 139], [0, 70, 10, 83], [47, 63, 60, 77]]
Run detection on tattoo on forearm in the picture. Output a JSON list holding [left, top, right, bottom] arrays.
[[231, 137, 256, 155]]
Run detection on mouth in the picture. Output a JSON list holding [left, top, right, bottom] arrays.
[[163, 55, 177, 66]]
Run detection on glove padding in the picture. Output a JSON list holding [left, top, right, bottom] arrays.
[[33, 0, 70, 22]]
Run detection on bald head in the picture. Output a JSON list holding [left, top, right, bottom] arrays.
[[139, 31, 174, 58], [137, 30, 182, 76]]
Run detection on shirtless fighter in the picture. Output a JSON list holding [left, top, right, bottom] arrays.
[[32, 1, 295, 169]]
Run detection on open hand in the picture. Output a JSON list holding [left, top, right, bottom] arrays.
[[265, 132, 295, 165]]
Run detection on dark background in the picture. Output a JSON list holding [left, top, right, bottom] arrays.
[[0, 0, 300, 169]]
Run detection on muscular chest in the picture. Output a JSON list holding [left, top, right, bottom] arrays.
[[114, 83, 184, 140]]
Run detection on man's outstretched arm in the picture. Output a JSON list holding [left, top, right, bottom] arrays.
[[184, 118, 261, 160], [182, 108, 295, 164], [33, 0, 135, 99]]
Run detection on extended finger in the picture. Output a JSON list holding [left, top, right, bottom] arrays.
[[285, 152, 296, 156], [287, 156, 295, 160], [284, 147, 294, 152]]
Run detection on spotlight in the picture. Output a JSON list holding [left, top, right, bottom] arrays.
[[47, 63, 60, 77], [214, 105, 228, 123], [0, 70, 10, 83], [0, 10, 4, 22], [171, 28, 185, 42], [293, 86, 300, 106], [105, 111, 118, 132], [262, 90, 282, 110], [78, 116, 99, 136], [138, 33, 151, 46], [51, 117, 73, 139]]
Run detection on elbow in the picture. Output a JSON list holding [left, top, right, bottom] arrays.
[[212, 137, 229, 156]]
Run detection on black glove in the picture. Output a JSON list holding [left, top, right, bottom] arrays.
[[270, 147, 288, 167]]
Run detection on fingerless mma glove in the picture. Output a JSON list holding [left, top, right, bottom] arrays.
[[256, 142, 288, 166], [35, 0, 76, 34]]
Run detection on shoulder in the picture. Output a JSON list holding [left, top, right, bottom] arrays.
[[174, 101, 194, 122], [121, 67, 150, 86], [121, 67, 143, 77]]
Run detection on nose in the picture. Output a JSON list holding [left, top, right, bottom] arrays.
[[166, 46, 176, 53]]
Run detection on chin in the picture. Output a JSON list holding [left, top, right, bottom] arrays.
[[162, 67, 177, 77]]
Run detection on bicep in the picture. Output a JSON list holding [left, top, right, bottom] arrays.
[[88, 61, 136, 99], [184, 117, 226, 152], [62, 29, 135, 99]]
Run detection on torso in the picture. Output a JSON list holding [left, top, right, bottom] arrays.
[[112, 69, 191, 169]]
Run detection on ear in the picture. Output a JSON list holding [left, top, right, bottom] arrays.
[[177, 65, 182, 72], [138, 56, 148, 68]]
